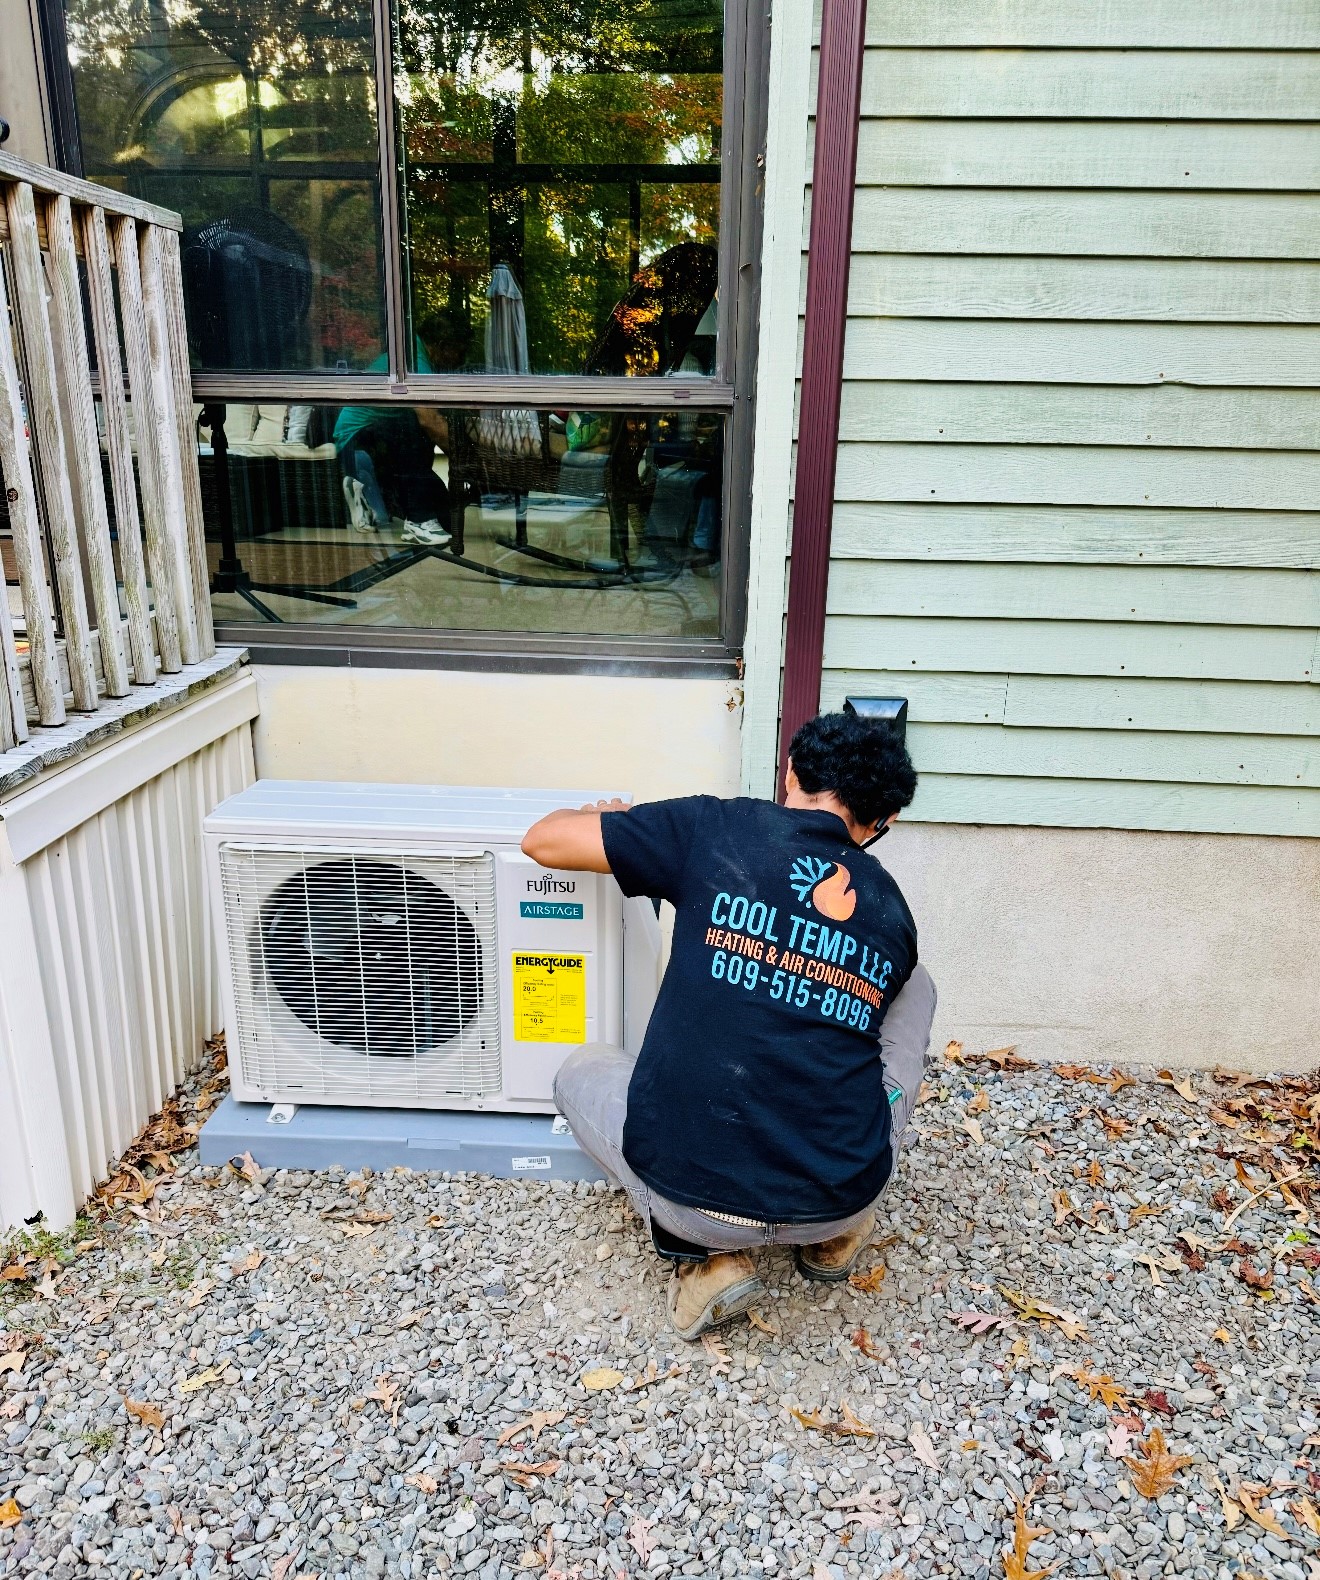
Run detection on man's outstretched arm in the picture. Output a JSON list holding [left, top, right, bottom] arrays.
[[521, 799, 630, 873]]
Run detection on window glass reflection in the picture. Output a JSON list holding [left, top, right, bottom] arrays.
[[201, 402, 722, 636], [396, 0, 724, 375], [64, 0, 388, 371]]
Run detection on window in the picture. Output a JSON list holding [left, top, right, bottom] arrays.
[[56, 0, 760, 662]]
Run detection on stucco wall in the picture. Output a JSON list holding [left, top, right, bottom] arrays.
[[250, 666, 745, 801], [878, 820, 1320, 1074]]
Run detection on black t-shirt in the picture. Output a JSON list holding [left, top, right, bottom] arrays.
[[601, 796, 918, 1222]]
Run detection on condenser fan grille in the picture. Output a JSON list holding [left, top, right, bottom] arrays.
[[220, 844, 501, 1102]]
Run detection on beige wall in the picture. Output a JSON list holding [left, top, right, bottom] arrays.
[[250, 665, 744, 801], [879, 821, 1319, 1075], [0, 0, 52, 164]]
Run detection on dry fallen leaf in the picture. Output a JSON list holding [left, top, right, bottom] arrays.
[[1128, 1203, 1169, 1224], [1132, 1251, 1182, 1287], [1293, 1497, 1320, 1538], [0, 1499, 22, 1529], [1237, 1485, 1291, 1540], [367, 1374, 402, 1426], [628, 1518, 657, 1562], [0, 1349, 26, 1376], [1105, 1422, 1137, 1459], [1107, 1070, 1137, 1095], [1124, 1427, 1193, 1499], [850, 1326, 882, 1360], [983, 1045, 1034, 1071], [1100, 1113, 1132, 1140], [504, 1459, 563, 1487], [178, 1366, 223, 1396], [580, 1367, 625, 1391], [961, 1117, 986, 1146], [1086, 1159, 1105, 1188], [943, 1039, 965, 1064], [747, 1308, 780, 1336], [1057, 1065, 1108, 1085], [791, 1400, 875, 1439], [397, 1308, 430, 1330], [998, 1287, 1087, 1341], [967, 1089, 990, 1114], [1002, 1501, 1053, 1580], [849, 1264, 887, 1293], [340, 1222, 377, 1240], [229, 1151, 260, 1181], [184, 1280, 214, 1309], [1236, 1258, 1274, 1295], [701, 1333, 731, 1374], [1157, 1069, 1197, 1103], [908, 1420, 940, 1471], [125, 1398, 165, 1431], [1208, 1473, 1242, 1530], [230, 1248, 263, 1275], [498, 1410, 566, 1447], [1212, 1326, 1232, 1343], [1052, 1189, 1075, 1227], [405, 1471, 439, 1494], [1071, 1368, 1131, 1412], [952, 1309, 1010, 1334]]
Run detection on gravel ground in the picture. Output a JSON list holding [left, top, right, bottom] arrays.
[[2, 1049, 1318, 1580]]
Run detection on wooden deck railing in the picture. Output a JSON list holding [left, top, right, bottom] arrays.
[[0, 151, 214, 752]]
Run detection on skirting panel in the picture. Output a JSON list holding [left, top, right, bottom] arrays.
[[0, 672, 257, 1230]]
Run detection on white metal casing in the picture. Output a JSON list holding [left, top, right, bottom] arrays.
[[203, 780, 660, 1113]]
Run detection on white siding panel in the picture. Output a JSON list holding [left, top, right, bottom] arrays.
[[19, 725, 254, 1210]]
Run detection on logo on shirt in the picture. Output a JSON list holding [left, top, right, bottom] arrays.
[[788, 856, 857, 921]]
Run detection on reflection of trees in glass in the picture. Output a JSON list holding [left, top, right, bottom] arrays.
[[64, 0, 386, 368], [396, 0, 723, 374]]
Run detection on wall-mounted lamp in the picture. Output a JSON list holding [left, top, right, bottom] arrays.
[[843, 695, 908, 743]]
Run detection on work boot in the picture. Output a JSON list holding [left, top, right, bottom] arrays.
[[794, 1211, 876, 1283], [667, 1251, 763, 1340]]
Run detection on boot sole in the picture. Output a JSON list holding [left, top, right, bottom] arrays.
[[668, 1274, 764, 1341], [794, 1243, 868, 1284]]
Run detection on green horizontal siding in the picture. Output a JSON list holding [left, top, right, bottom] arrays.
[[835, 320, 1320, 387], [855, 2, 1320, 50], [848, 50, 1320, 120], [829, 505, 1318, 568], [804, 5, 1320, 837], [845, 190, 1320, 259]]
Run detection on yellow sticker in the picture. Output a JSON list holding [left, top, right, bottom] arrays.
[[512, 952, 587, 1044]]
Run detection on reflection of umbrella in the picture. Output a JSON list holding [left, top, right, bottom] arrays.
[[480, 264, 539, 456], [485, 263, 529, 375]]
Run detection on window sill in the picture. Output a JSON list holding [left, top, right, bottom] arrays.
[[219, 624, 742, 679]]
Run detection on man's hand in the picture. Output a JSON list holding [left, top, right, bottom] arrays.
[[521, 803, 626, 873]]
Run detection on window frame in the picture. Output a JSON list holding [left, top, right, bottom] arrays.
[[43, 0, 768, 674]]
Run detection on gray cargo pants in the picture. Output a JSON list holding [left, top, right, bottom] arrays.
[[552, 963, 937, 1252]]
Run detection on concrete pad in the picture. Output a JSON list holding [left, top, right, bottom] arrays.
[[199, 1094, 606, 1181]]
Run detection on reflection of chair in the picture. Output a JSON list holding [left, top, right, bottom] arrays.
[[444, 242, 719, 575]]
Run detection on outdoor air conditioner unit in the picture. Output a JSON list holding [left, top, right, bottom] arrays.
[[203, 781, 662, 1113]]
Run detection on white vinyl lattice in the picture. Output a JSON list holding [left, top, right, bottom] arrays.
[[219, 843, 501, 1104]]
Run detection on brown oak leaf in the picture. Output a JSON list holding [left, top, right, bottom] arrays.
[[1123, 1427, 1192, 1499], [1002, 1501, 1054, 1580]]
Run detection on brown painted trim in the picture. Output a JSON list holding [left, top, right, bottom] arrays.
[[775, 0, 866, 799]]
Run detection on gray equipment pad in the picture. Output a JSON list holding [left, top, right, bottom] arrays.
[[199, 1095, 606, 1182]]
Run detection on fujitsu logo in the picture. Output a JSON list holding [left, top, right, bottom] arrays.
[[527, 875, 576, 894]]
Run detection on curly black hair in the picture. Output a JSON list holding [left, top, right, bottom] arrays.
[[788, 711, 917, 828]]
